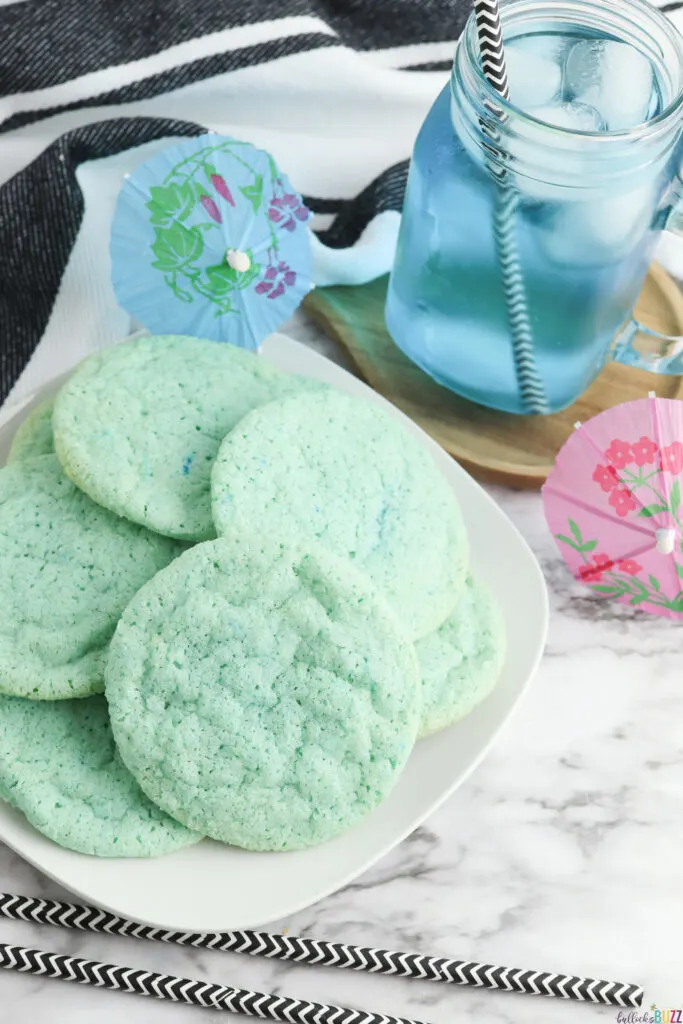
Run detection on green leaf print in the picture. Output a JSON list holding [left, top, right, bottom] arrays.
[[151, 223, 204, 272], [569, 519, 582, 543], [556, 533, 581, 552], [204, 252, 260, 298], [670, 480, 681, 513], [164, 274, 193, 303], [638, 504, 669, 518], [205, 263, 237, 298], [240, 174, 264, 214], [190, 181, 209, 202], [628, 577, 650, 605], [676, 563, 683, 579], [557, 519, 598, 554], [233, 257, 260, 290], [591, 569, 683, 612], [146, 182, 195, 226]]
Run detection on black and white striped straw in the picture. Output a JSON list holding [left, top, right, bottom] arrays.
[[0, 940, 425, 1024], [473, 0, 511, 98], [471, 0, 549, 415], [0, 893, 644, 1009]]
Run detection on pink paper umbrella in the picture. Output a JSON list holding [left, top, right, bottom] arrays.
[[542, 394, 683, 619]]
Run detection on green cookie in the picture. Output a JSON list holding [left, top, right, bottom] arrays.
[[415, 575, 506, 738], [53, 334, 320, 541], [0, 694, 201, 856], [0, 455, 181, 699], [211, 390, 467, 640], [106, 535, 420, 852], [7, 398, 55, 463]]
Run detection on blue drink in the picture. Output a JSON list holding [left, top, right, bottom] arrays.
[[386, 0, 683, 415]]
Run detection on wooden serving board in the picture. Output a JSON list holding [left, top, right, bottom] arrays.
[[304, 263, 683, 489]]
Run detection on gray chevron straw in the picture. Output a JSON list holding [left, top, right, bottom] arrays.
[[472, 0, 549, 414], [0, 941, 426, 1024], [0, 893, 643, 1009]]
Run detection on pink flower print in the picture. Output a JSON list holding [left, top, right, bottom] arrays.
[[605, 439, 633, 469], [617, 559, 642, 575], [593, 464, 619, 493], [254, 261, 297, 299], [609, 486, 638, 518], [199, 194, 222, 224], [267, 193, 309, 229], [660, 441, 683, 475], [578, 559, 609, 583], [210, 174, 235, 207], [577, 553, 614, 582], [631, 436, 658, 467]]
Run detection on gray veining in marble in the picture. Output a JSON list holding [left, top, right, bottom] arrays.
[[1, 310, 681, 1023]]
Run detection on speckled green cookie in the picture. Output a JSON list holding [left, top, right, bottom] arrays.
[[415, 575, 506, 738], [53, 334, 320, 541], [7, 398, 55, 463], [211, 390, 467, 641], [0, 694, 201, 856], [0, 455, 181, 700], [106, 535, 420, 851]]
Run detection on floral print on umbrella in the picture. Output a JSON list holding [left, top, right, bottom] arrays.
[[110, 133, 313, 346], [542, 397, 683, 620], [255, 262, 297, 301], [555, 430, 683, 612]]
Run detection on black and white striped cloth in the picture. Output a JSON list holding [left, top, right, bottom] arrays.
[[0, 0, 681, 407]]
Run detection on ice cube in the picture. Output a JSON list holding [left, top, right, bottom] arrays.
[[506, 32, 568, 64], [503, 101, 605, 203], [536, 183, 656, 266], [505, 43, 563, 111], [564, 39, 655, 131], [530, 101, 605, 132]]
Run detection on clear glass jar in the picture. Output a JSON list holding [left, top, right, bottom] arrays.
[[385, 0, 683, 415]]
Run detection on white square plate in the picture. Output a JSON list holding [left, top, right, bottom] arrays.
[[0, 334, 548, 931]]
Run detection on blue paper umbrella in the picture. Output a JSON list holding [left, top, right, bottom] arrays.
[[110, 134, 313, 349]]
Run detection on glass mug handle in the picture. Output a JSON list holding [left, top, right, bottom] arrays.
[[612, 179, 683, 374]]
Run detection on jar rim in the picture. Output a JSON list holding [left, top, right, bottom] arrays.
[[460, 0, 683, 142]]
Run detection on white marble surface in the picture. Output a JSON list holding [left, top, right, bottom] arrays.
[[2, 313, 682, 1024]]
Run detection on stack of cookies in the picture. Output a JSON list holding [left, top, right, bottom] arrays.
[[0, 335, 505, 857]]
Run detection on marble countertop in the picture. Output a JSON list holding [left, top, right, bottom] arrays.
[[2, 315, 682, 1024]]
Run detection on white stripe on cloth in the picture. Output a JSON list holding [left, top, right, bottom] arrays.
[[363, 40, 457, 67], [0, 46, 444, 187]]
